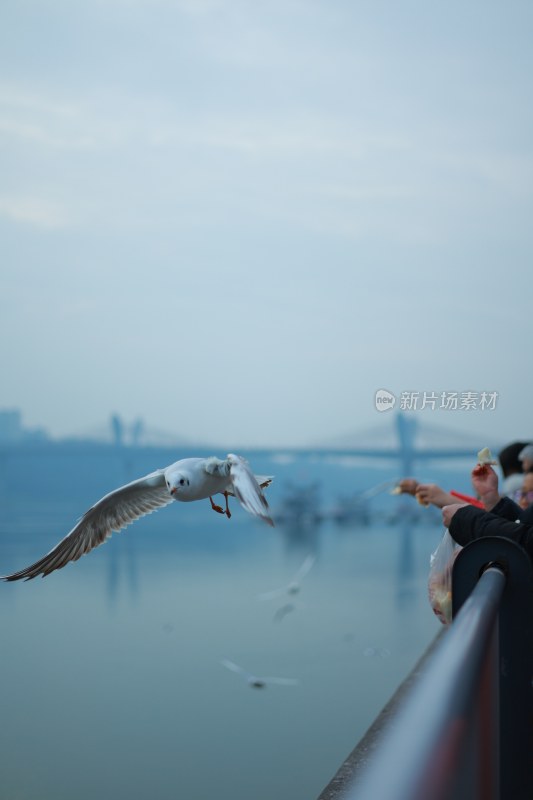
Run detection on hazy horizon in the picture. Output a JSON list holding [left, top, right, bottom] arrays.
[[1, 1, 532, 449]]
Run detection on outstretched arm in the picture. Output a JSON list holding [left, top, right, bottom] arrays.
[[415, 483, 458, 509], [444, 504, 533, 562]]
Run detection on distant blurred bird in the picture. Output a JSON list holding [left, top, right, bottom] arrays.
[[273, 602, 298, 623], [257, 554, 316, 601], [1, 454, 273, 581], [363, 647, 391, 658], [220, 659, 299, 689]]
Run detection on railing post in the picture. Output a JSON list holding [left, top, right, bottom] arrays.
[[452, 537, 533, 800]]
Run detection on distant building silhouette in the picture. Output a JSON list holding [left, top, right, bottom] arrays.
[[0, 409, 47, 443], [110, 413, 125, 447]]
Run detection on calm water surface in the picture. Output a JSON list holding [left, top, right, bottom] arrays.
[[0, 456, 466, 800]]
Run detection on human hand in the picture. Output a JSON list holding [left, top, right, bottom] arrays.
[[471, 464, 500, 510], [442, 503, 467, 528], [396, 478, 419, 496], [415, 484, 456, 509]]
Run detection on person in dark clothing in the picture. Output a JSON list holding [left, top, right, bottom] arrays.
[[442, 461, 533, 561], [499, 440, 528, 495], [518, 443, 533, 474], [515, 473, 533, 510]]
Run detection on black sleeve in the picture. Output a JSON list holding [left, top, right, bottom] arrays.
[[490, 496, 524, 522], [449, 505, 533, 562]]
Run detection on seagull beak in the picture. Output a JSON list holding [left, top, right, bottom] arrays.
[[170, 487, 176, 496]]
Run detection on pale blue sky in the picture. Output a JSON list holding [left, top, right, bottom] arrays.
[[1, 0, 532, 447]]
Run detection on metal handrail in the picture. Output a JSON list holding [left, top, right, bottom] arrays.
[[318, 536, 533, 800], [343, 565, 504, 800]]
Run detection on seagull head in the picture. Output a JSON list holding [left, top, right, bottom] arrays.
[[166, 472, 191, 498], [248, 678, 266, 689]]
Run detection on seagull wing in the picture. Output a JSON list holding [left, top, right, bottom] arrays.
[[292, 554, 316, 583], [220, 659, 251, 679], [273, 603, 296, 623], [225, 474, 273, 496], [256, 586, 286, 601], [226, 454, 274, 526], [2, 470, 170, 581]]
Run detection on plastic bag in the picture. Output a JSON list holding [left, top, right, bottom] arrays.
[[428, 530, 462, 625]]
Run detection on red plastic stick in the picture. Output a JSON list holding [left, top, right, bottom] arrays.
[[449, 490, 484, 509]]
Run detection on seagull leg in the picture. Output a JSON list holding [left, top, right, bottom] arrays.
[[209, 496, 225, 515], [224, 491, 232, 519]]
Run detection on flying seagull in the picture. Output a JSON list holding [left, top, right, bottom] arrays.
[[1, 454, 273, 581], [273, 601, 300, 624], [220, 659, 299, 689], [256, 553, 316, 601]]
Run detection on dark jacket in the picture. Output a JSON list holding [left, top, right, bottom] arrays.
[[449, 497, 533, 561]]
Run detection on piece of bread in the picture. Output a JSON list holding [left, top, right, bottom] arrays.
[[477, 447, 497, 465]]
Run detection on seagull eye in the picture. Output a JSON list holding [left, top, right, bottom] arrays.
[[179, 478, 186, 486]]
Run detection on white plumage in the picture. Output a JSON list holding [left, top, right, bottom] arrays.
[[2, 453, 273, 581]]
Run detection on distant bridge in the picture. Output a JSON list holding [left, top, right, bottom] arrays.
[[248, 413, 501, 475], [0, 410, 503, 476]]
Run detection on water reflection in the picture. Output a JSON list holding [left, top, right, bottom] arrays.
[[106, 531, 140, 609], [395, 521, 416, 608]]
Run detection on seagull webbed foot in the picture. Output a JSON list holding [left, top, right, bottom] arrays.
[[224, 491, 232, 519], [209, 493, 232, 519], [209, 496, 225, 515]]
